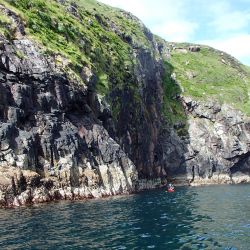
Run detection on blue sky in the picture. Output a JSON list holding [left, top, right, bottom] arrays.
[[99, 0, 250, 65]]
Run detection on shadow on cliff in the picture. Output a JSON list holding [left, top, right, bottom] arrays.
[[95, 56, 191, 184], [155, 60, 191, 183]]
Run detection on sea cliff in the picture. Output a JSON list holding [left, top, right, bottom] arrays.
[[0, 0, 249, 207]]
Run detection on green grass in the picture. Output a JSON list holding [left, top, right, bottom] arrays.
[[0, 11, 15, 38], [0, 0, 157, 122], [96, 72, 109, 95], [75, 0, 152, 49], [0, 0, 143, 89], [162, 61, 188, 135], [1, 0, 249, 120], [169, 44, 250, 116]]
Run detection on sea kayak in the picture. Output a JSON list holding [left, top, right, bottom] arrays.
[[167, 188, 175, 192]]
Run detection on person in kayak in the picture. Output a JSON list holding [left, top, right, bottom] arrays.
[[167, 183, 175, 192]]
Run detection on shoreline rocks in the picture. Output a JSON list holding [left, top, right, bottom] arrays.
[[0, 176, 168, 208], [2, 173, 250, 208]]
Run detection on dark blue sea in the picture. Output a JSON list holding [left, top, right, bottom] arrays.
[[1, 184, 250, 249]]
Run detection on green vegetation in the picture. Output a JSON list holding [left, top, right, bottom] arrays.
[[0, 0, 155, 122], [96, 73, 109, 95], [162, 61, 188, 135], [0, 11, 15, 39], [0, 12, 11, 26], [169, 44, 250, 116], [0, 0, 249, 121], [15, 49, 26, 59], [0, 0, 147, 90]]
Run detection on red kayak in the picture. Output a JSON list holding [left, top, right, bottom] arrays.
[[167, 188, 175, 192]]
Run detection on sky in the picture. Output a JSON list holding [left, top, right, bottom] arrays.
[[98, 0, 250, 65]]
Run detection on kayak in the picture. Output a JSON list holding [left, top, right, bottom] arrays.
[[167, 188, 175, 192]]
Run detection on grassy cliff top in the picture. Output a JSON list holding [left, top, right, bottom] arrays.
[[0, 0, 154, 92], [0, 0, 250, 118], [167, 42, 250, 116]]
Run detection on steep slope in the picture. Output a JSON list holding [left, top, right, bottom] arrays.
[[0, 0, 250, 207], [164, 42, 250, 185], [168, 42, 250, 115], [0, 0, 167, 207]]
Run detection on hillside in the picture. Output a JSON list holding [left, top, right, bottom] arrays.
[[167, 42, 250, 116], [1, 0, 249, 117], [0, 0, 152, 95], [0, 0, 250, 207]]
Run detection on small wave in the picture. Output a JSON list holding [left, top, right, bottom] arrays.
[[140, 233, 151, 238]]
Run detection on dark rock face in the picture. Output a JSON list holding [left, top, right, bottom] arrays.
[[114, 46, 165, 179], [0, 4, 250, 207], [188, 46, 201, 52], [181, 97, 250, 185], [0, 37, 138, 207]]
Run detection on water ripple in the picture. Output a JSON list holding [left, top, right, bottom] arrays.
[[0, 185, 250, 249]]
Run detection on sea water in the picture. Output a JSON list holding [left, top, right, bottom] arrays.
[[0, 184, 250, 249]]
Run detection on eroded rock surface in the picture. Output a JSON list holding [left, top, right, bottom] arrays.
[[0, 2, 250, 208], [182, 97, 250, 185], [0, 37, 138, 207]]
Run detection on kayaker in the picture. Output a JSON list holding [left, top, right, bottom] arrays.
[[167, 183, 175, 192]]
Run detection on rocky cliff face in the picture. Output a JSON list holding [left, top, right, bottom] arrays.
[[182, 97, 250, 185], [0, 37, 139, 207], [0, 0, 250, 207]]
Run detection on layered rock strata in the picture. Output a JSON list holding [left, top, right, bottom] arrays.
[[0, 1, 250, 208], [0, 38, 140, 207]]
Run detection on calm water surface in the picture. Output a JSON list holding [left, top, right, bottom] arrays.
[[0, 184, 250, 249]]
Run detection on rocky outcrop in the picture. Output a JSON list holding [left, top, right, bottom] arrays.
[[0, 37, 138, 207], [188, 46, 201, 52], [0, 1, 250, 208], [181, 97, 250, 185], [0, 0, 171, 207]]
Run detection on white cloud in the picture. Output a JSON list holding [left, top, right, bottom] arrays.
[[200, 34, 250, 65], [207, 0, 250, 33], [98, 0, 150, 19], [210, 10, 250, 33], [98, 0, 250, 64], [208, 0, 231, 14], [152, 20, 198, 42], [98, 0, 185, 21], [99, 0, 198, 42]]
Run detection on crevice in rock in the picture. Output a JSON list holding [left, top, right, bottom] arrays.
[[230, 152, 250, 174]]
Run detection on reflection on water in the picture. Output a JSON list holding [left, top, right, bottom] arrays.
[[0, 185, 250, 249]]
